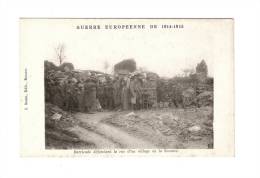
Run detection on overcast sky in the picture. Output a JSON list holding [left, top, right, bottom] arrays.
[[21, 19, 233, 77]]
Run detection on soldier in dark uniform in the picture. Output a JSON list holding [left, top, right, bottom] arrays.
[[83, 78, 97, 113], [52, 80, 64, 109], [103, 84, 108, 109], [121, 77, 129, 110], [76, 80, 85, 112], [113, 77, 121, 110], [101, 76, 112, 110], [64, 79, 77, 112], [134, 76, 143, 110], [105, 78, 114, 110]]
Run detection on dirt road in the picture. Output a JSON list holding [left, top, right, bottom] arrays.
[[46, 106, 213, 149], [68, 112, 155, 149]]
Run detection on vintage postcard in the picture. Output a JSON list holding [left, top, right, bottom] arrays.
[[20, 18, 234, 156]]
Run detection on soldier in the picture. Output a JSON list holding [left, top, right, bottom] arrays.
[[103, 82, 109, 109], [130, 75, 143, 110], [83, 78, 97, 113], [52, 80, 64, 109], [76, 80, 85, 112], [113, 77, 121, 110], [121, 77, 130, 110], [64, 79, 77, 112], [134, 76, 143, 110], [129, 76, 136, 110], [104, 77, 114, 110]]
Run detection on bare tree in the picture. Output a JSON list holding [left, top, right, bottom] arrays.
[[55, 43, 66, 65]]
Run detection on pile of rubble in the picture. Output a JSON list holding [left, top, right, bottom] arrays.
[[104, 107, 213, 148], [156, 75, 214, 108], [177, 108, 213, 148], [197, 91, 213, 107], [45, 103, 78, 127], [45, 103, 94, 149]]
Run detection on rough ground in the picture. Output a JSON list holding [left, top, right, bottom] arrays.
[[46, 102, 213, 149], [101, 107, 213, 149], [69, 112, 155, 148]]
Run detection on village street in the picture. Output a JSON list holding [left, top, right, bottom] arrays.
[[68, 112, 156, 149], [49, 106, 213, 149]]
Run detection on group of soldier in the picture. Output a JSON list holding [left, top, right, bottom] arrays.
[[97, 74, 148, 111], [45, 70, 98, 113], [45, 70, 151, 113]]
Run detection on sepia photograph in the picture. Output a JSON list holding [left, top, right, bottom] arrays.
[[44, 20, 214, 150]]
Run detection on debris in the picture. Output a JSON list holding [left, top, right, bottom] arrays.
[[190, 135, 202, 141], [161, 113, 172, 120], [197, 91, 213, 107], [172, 115, 179, 121], [203, 120, 213, 127], [160, 113, 179, 121], [188, 125, 201, 132], [125, 112, 137, 117], [51, 113, 62, 120]]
